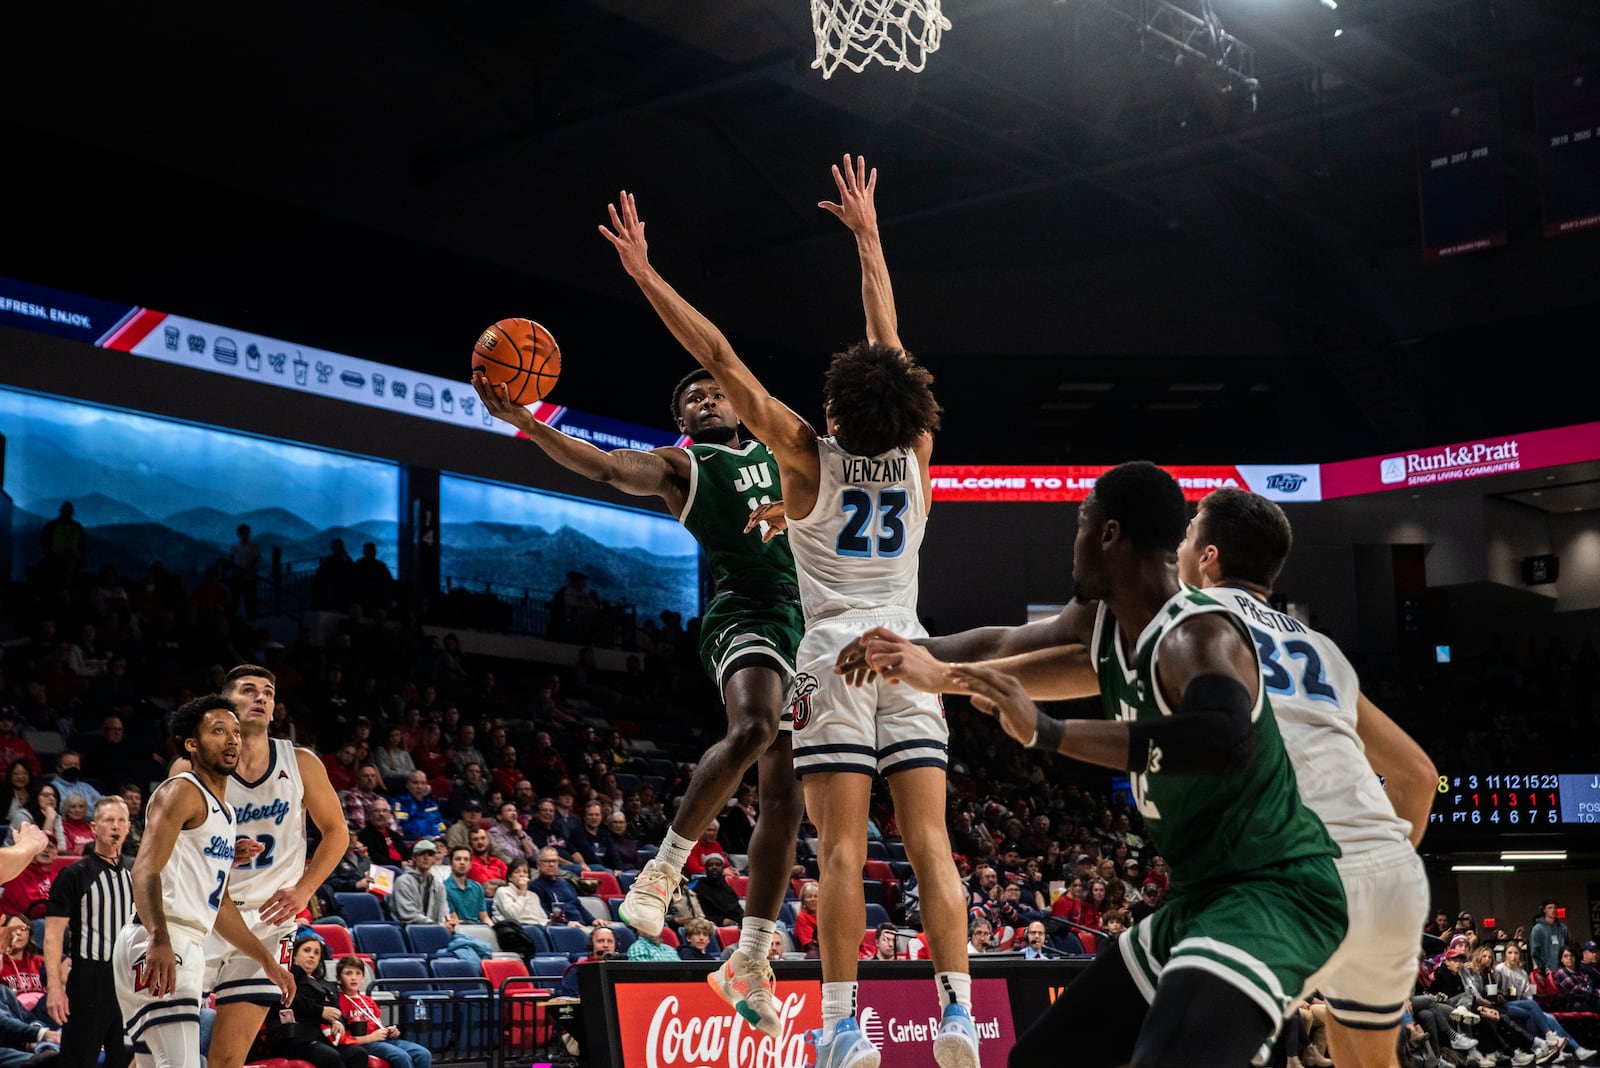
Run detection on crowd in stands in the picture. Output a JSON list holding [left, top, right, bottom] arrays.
[[4, 514, 1600, 1066]]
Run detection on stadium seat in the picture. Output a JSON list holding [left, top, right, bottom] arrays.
[[482, 958, 544, 1051], [352, 923, 416, 959], [861, 879, 885, 906], [658, 926, 678, 948], [866, 841, 888, 861], [885, 841, 907, 862], [430, 956, 488, 994], [334, 892, 385, 924], [578, 895, 610, 923], [545, 926, 589, 957], [530, 954, 572, 985], [716, 926, 740, 952], [777, 902, 797, 928], [611, 926, 637, 954], [312, 924, 356, 960], [406, 924, 452, 958], [375, 956, 432, 984], [616, 872, 636, 893], [725, 875, 749, 897], [581, 871, 622, 898], [864, 904, 891, 929], [612, 773, 639, 793], [607, 896, 626, 922], [456, 923, 500, 951], [863, 860, 898, 904], [521, 925, 551, 954]]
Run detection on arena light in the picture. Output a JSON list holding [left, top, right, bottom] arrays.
[[1451, 864, 1515, 872], [1500, 850, 1567, 861]]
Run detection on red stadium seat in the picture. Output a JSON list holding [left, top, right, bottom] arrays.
[[312, 924, 356, 960], [581, 871, 622, 897]]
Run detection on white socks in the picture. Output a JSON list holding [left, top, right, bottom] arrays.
[[739, 916, 777, 961], [822, 981, 858, 1038], [656, 828, 697, 871], [935, 971, 972, 1011]]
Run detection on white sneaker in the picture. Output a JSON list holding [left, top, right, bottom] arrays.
[[1453, 1033, 1481, 1051], [1511, 1052, 1536, 1066], [618, 857, 682, 937], [1574, 1048, 1598, 1063], [708, 948, 781, 1038]]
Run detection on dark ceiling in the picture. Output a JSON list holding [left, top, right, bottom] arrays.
[[2, 0, 1598, 465]]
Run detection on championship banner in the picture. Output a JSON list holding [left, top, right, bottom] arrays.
[[1319, 422, 1600, 499], [1416, 96, 1507, 259], [928, 464, 1322, 503], [0, 276, 690, 451], [1536, 70, 1600, 237]]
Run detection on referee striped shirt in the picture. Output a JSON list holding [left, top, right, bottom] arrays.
[[46, 852, 133, 962]]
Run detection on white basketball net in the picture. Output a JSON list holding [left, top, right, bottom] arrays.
[[810, 0, 951, 79]]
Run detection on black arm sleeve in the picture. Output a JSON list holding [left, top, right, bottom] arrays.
[[1124, 674, 1258, 776]]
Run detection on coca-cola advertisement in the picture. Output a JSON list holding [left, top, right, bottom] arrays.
[[613, 977, 1016, 1068]]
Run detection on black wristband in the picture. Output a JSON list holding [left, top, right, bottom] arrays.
[[1029, 712, 1066, 753]]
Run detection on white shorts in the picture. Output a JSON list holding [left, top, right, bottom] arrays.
[[1304, 839, 1430, 1028], [791, 608, 948, 779], [202, 906, 295, 1007], [114, 923, 206, 1068]]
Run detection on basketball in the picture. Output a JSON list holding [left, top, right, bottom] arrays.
[[471, 318, 562, 406]]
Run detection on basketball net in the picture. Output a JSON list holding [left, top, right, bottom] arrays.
[[810, 0, 951, 79]]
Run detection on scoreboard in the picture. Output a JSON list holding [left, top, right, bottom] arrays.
[[1428, 772, 1600, 836]]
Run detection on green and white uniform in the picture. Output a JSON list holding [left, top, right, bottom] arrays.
[[680, 441, 804, 712], [1091, 587, 1347, 1025]]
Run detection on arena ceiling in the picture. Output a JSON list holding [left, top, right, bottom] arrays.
[[3, 0, 1598, 466]]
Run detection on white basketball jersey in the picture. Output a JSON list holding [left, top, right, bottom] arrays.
[[1209, 585, 1413, 854], [225, 737, 307, 912], [787, 437, 926, 625], [159, 772, 237, 941]]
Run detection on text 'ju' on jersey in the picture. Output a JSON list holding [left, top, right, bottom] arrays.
[[679, 440, 798, 597]]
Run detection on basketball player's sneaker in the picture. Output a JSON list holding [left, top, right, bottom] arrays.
[[618, 857, 682, 937], [708, 947, 781, 1038], [806, 1018, 880, 1068], [932, 1003, 980, 1068]]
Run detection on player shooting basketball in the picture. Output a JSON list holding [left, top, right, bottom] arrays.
[[596, 157, 978, 1068]]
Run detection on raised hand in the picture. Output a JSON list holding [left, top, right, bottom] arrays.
[[745, 500, 787, 543], [863, 628, 949, 692], [472, 369, 534, 423], [818, 154, 879, 236], [833, 633, 878, 688], [598, 191, 651, 279]]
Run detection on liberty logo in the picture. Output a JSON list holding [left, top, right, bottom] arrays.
[[1264, 473, 1306, 492], [788, 673, 819, 731], [732, 463, 773, 493]]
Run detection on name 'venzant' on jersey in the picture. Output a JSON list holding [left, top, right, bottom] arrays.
[[840, 456, 907, 484]]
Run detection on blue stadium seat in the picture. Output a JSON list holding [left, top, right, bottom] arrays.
[[866, 841, 889, 861], [376, 957, 432, 984], [334, 892, 385, 924], [617, 872, 636, 893], [885, 841, 907, 862], [864, 904, 891, 929], [861, 879, 884, 906], [407, 924, 452, 958], [545, 925, 590, 957], [520, 925, 551, 954], [531, 954, 572, 985], [611, 926, 637, 954], [890, 861, 914, 881], [353, 923, 417, 959], [613, 773, 639, 793], [430, 957, 488, 994], [777, 902, 797, 928]]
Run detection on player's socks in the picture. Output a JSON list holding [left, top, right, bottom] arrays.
[[934, 971, 972, 1011], [656, 828, 696, 871], [821, 981, 858, 1040], [739, 916, 777, 960]]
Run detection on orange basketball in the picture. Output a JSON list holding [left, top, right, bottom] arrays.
[[471, 318, 561, 406]]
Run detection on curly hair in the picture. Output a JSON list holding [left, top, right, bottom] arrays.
[[822, 342, 941, 458], [668, 368, 715, 423]]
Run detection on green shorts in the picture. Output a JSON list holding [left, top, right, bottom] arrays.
[[1120, 853, 1348, 1026], [696, 592, 804, 720]]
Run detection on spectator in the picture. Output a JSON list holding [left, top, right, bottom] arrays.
[[358, 799, 408, 870], [2, 764, 32, 842], [374, 728, 417, 794], [1021, 922, 1055, 960], [313, 539, 356, 611], [866, 922, 900, 962], [1490, 941, 1592, 1061], [569, 802, 617, 870], [443, 847, 491, 926], [40, 501, 86, 583], [444, 799, 487, 854], [322, 743, 360, 793], [692, 855, 743, 927], [554, 926, 615, 999], [411, 723, 447, 781], [0, 916, 44, 1014], [352, 542, 394, 613], [792, 881, 819, 956], [324, 838, 375, 897], [678, 918, 718, 962], [527, 798, 573, 862], [490, 751, 522, 800], [449, 762, 488, 818], [58, 794, 93, 857], [335, 956, 432, 1068], [48, 753, 100, 810], [548, 572, 600, 644], [967, 918, 994, 956], [390, 842, 454, 930], [265, 935, 366, 1068], [491, 860, 550, 925], [531, 848, 599, 929], [465, 827, 507, 894], [0, 837, 57, 917], [607, 811, 643, 870], [391, 771, 446, 844], [1553, 946, 1600, 1014], [1130, 881, 1165, 923], [0, 718, 38, 779], [551, 787, 582, 843], [341, 762, 386, 831], [628, 931, 680, 962], [1582, 940, 1600, 985], [487, 803, 534, 865], [1529, 899, 1570, 974], [683, 819, 723, 877], [118, 784, 143, 862]]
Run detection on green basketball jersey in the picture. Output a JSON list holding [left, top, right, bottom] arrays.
[[1092, 586, 1338, 893], [679, 440, 798, 596]]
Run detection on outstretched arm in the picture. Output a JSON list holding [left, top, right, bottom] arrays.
[[1355, 693, 1437, 848], [473, 372, 687, 510], [599, 192, 815, 461], [819, 154, 901, 352]]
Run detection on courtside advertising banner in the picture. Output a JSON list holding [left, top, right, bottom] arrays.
[[929, 465, 1322, 503], [612, 977, 1016, 1068], [1319, 423, 1600, 498]]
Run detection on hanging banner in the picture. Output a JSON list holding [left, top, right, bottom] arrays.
[[1416, 96, 1507, 259], [1536, 70, 1600, 236]]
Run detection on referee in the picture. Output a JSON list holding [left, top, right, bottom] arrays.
[[44, 795, 134, 1068]]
